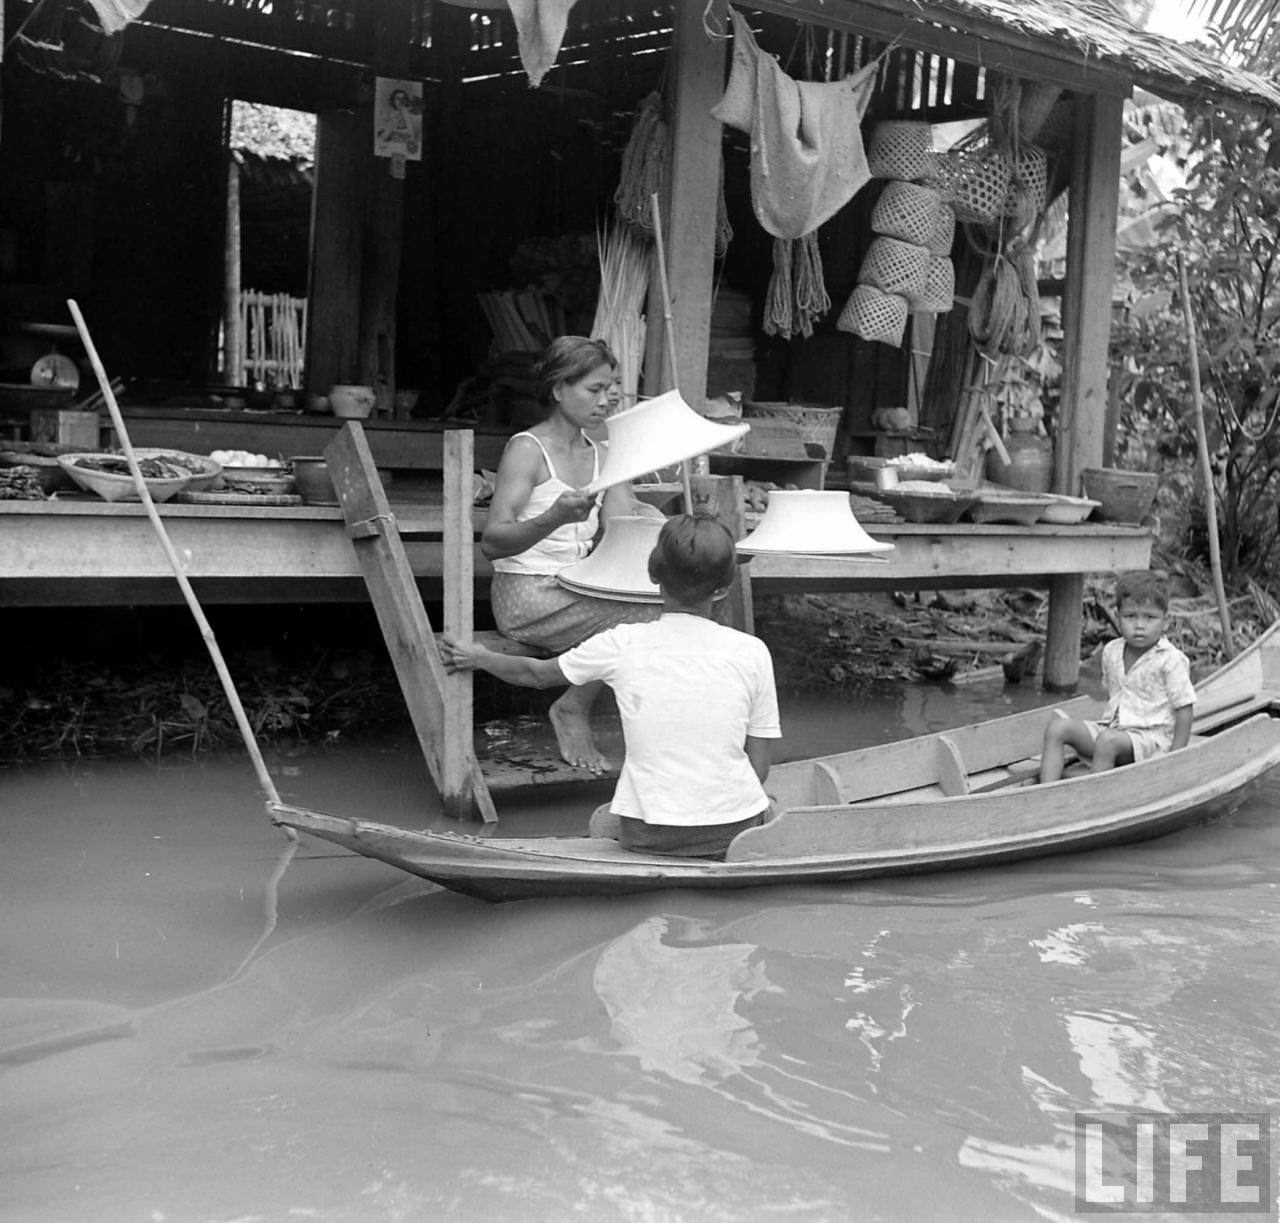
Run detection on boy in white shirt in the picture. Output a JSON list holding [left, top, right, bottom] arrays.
[[1039, 569, 1195, 783], [442, 513, 782, 858]]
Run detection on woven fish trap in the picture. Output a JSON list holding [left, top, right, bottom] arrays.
[[867, 120, 935, 181], [1003, 146, 1049, 225], [925, 203, 956, 256], [908, 257, 956, 313], [870, 181, 942, 246], [934, 147, 1013, 225], [837, 285, 909, 346], [858, 236, 930, 298]]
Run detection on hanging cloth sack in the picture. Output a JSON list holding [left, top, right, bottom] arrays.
[[710, 7, 877, 240], [506, 0, 580, 89]]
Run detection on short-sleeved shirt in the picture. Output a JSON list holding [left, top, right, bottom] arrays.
[[558, 613, 782, 827], [1100, 635, 1196, 742]]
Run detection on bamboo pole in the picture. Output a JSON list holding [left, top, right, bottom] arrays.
[[649, 191, 694, 514], [67, 299, 289, 819], [1177, 254, 1234, 656]]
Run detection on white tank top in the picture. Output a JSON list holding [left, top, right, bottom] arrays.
[[490, 431, 602, 576]]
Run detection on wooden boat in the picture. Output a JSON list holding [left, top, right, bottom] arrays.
[[272, 622, 1280, 902]]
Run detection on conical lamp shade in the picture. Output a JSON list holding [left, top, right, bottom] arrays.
[[559, 515, 664, 598], [586, 390, 750, 493], [737, 490, 894, 555]]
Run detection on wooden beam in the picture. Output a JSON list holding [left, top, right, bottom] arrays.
[[306, 110, 366, 393], [443, 430, 498, 822], [1045, 91, 1124, 689], [642, 0, 726, 404], [359, 0, 412, 418], [1058, 91, 1123, 492], [324, 421, 493, 819]]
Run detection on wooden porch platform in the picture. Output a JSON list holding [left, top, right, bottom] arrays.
[[0, 495, 1153, 607]]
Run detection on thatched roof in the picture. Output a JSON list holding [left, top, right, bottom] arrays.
[[924, 0, 1280, 111], [115, 0, 1280, 113]]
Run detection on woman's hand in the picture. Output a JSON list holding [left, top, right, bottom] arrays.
[[543, 488, 598, 528], [440, 635, 481, 673]]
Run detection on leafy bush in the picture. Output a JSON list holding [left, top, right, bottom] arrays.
[[1111, 102, 1280, 585]]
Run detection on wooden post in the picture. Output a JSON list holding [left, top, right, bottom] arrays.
[[223, 153, 243, 384], [325, 422, 496, 822], [359, 0, 412, 418], [640, 0, 726, 405], [443, 429, 497, 820], [692, 472, 754, 634], [305, 110, 366, 393], [1045, 89, 1124, 690]]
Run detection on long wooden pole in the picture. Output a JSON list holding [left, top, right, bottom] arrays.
[[1176, 255, 1234, 658], [649, 191, 695, 514], [66, 299, 287, 814]]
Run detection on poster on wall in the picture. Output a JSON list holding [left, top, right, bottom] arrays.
[[373, 77, 423, 161]]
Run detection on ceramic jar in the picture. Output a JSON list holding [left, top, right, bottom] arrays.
[[291, 456, 338, 505], [985, 415, 1053, 493], [329, 384, 377, 419]]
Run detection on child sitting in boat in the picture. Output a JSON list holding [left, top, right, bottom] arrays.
[[1038, 569, 1195, 783], [441, 513, 782, 859]]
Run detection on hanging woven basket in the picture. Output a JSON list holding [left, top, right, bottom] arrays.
[[837, 285, 909, 346], [867, 120, 935, 181], [870, 181, 942, 246], [857, 236, 930, 298], [925, 203, 956, 256], [934, 147, 1013, 225], [907, 257, 956, 314], [1003, 146, 1049, 226]]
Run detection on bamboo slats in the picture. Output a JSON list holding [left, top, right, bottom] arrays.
[[476, 289, 564, 354], [228, 290, 308, 389]]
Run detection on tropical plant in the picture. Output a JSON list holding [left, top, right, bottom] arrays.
[[1110, 98, 1280, 582]]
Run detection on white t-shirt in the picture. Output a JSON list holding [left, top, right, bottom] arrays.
[[559, 613, 782, 827]]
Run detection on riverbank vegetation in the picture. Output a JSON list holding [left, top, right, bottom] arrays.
[[0, 557, 1268, 766]]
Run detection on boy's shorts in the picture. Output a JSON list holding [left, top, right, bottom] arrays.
[[1082, 720, 1171, 763], [588, 804, 766, 859]]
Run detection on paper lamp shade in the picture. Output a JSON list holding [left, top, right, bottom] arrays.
[[737, 490, 895, 555], [586, 390, 750, 494], [558, 515, 664, 598]]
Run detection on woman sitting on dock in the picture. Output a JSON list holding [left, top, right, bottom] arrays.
[[482, 335, 659, 774]]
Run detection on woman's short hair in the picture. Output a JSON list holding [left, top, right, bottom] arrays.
[[534, 336, 617, 405], [1115, 569, 1170, 612], [648, 513, 737, 603]]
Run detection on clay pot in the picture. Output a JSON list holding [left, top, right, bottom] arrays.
[[291, 456, 338, 505], [329, 384, 377, 419]]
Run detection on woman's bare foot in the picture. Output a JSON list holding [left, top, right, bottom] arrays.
[[549, 694, 610, 773]]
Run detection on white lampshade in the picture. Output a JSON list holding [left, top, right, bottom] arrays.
[[559, 515, 664, 598], [586, 390, 750, 494], [737, 490, 895, 555]]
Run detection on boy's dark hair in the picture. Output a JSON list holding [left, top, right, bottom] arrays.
[[648, 513, 736, 604], [534, 336, 617, 406], [1115, 569, 1170, 612]]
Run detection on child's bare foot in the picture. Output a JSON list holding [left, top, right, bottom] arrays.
[[550, 696, 610, 773]]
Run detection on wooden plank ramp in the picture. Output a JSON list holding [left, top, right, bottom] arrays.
[[325, 422, 614, 821]]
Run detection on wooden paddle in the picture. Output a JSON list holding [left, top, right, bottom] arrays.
[[66, 299, 288, 821]]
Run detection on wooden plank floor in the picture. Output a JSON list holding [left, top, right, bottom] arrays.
[[476, 712, 624, 790]]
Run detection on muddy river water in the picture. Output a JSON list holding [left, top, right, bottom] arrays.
[[4, 683, 1279, 1222]]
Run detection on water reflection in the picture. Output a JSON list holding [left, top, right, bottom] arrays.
[[2, 714, 1279, 1220]]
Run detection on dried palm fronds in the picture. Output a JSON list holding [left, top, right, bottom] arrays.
[[592, 218, 650, 409]]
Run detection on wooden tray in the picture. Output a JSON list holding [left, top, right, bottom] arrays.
[[174, 490, 303, 507]]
